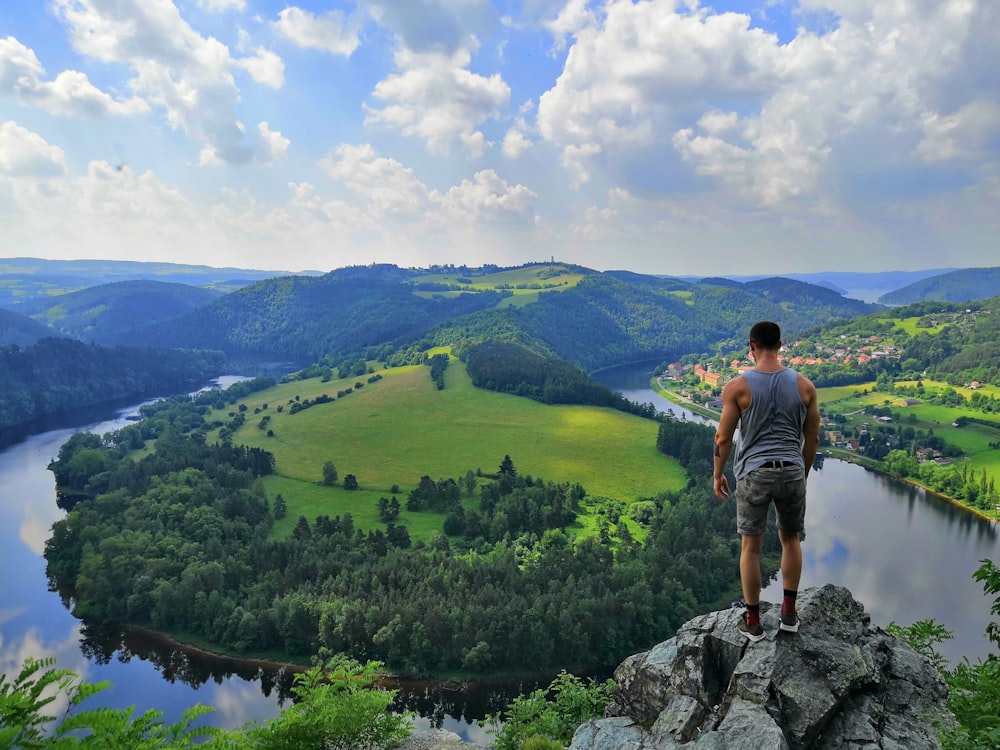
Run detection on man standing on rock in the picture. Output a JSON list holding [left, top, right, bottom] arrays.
[[713, 321, 821, 642]]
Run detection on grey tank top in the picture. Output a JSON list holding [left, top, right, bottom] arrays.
[[733, 368, 807, 480]]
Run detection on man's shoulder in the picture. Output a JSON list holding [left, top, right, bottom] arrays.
[[723, 374, 749, 392]]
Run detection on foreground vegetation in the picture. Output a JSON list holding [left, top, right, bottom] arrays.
[[0, 655, 412, 750], [890, 558, 1000, 749], [7, 559, 1000, 749]]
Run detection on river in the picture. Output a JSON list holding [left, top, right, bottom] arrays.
[[1, 366, 998, 737], [594, 361, 1000, 666]]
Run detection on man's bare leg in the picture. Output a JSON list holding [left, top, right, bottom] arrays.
[[778, 528, 802, 594], [740, 533, 763, 606], [778, 529, 802, 625]]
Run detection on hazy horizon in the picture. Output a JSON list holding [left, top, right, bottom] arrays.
[[1, 1, 996, 277]]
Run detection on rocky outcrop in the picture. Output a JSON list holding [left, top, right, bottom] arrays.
[[568, 585, 954, 749]]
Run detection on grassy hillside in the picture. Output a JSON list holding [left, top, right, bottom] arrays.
[[411, 263, 590, 308], [211, 355, 687, 538]]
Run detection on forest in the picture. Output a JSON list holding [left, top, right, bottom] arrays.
[[0, 337, 224, 431], [43, 377, 778, 678]]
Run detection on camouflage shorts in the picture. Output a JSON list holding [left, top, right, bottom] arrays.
[[735, 466, 806, 536]]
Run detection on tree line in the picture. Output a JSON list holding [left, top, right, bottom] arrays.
[[0, 337, 224, 430], [459, 340, 659, 417]]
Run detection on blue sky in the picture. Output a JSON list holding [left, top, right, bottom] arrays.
[[0, 0, 997, 275]]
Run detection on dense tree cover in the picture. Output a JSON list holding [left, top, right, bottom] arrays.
[[879, 266, 1000, 305], [656, 419, 714, 477], [36, 262, 879, 381], [427, 352, 449, 390], [880, 449, 1000, 512], [459, 340, 657, 417], [17, 280, 222, 344], [119, 267, 505, 362], [0, 338, 225, 430], [428, 275, 877, 375], [0, 307, 53, 347], [44, 410, 752, 679]]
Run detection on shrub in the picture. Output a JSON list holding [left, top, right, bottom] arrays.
[[244, 657, 411, 750], [483, 671, 614, 750], [0, 656, 411, 750]]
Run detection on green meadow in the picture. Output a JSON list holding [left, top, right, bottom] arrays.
[[818, 380, 1000, 482], [410, 263, 586, 308], [214, 356, 687, 539], [876, 316, 948, 336]]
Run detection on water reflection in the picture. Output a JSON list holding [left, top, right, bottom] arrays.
[[591, 363, 1000, 666], [73, 617, 558, 731], [762, 458, 998, 666], [3, 365, 1000, 735]]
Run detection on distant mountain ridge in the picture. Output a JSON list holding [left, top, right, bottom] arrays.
[[115, 268, 509, 361], [878, 267, 1000, 305], [715, 269, 958, 303], [2, 262, 883, 371], [17, 280, 223, 343], [0, 256, 321, 309]]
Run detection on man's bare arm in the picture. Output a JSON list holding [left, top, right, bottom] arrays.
[[800, 375, 821, 477], [714, 379, 744, 499]]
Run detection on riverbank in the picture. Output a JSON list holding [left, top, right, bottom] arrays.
[[117, 620, 604, 713], [649, 377, 720, 420], [651, 376, 1000, 525]]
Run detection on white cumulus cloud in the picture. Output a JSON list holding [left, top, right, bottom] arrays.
[[365, 43, 510, 154], [51, 0, 288, 165], [272, 7, 361, 57], [234, 34, 285, 89], [195, 0, 246, 11], [0, 121, 67, 177], [534, 0, 997, 213], [321, 142, 431, 217], [436, 169, 537, 222], [0, 36, 147, 117]]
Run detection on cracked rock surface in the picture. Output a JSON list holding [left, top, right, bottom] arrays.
[[569, 585, 954, 750]]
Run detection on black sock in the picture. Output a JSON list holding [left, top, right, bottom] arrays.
[[783, 589, 797, 615], [746, 603, 760, 626]]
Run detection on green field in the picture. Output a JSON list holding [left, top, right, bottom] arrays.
[[818, 381, 1000, 483], [410, 263, 586, 308], [214, 357, 687, 538], [877, 316, 947, 336]]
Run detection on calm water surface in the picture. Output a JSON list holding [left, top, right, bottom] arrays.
[[1, 365, 998, 736], [594, 362, 1000, 665]]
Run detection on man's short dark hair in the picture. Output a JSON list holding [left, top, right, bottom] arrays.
[[749, 321, 781, 349]]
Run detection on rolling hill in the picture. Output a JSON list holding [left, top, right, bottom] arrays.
[[107, 263, 880, 372], [879, 267, 1000, 305], [0, 308, 59, 347], [0, 256, 319, 308], [17, 280, 223, 343]]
